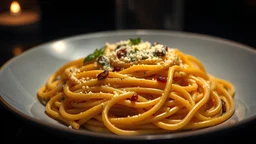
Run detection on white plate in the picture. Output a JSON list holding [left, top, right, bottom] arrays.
[[0, 30, 255, 141]]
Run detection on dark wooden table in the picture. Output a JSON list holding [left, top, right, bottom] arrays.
[[1, 1, 256, 143]]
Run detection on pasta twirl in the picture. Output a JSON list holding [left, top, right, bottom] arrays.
[[37, 38, 235, 135]]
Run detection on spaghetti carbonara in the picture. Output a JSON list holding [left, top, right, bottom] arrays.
[[37, 38, 235, 135]]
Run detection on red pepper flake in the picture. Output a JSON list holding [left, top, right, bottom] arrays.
[[221, 99, 226, 113], [97, 70, 109, 80], [165, 46, 168, 51], [154, 50, 166, 56], [157, 76, 167, 83], [130, 93, 138, 102], [116, 49, 127, 59]]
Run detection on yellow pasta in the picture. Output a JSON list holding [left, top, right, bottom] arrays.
[[37, 38, 235, 136]]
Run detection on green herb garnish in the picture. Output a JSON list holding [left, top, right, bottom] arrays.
[[83, 47, 106, 63], [97, 56, 108, 66], [116, 44, 126, 50], [129, 37, 141, 45]]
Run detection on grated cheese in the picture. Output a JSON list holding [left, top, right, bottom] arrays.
[[103, 39, 180, 71]]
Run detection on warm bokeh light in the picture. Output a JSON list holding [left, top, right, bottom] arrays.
[[10, 1, 21, 15], [13, 47, 23, 56]]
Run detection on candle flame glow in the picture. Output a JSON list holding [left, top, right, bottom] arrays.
[[13, 46, 23, 56], [10, 1, 21, 15]]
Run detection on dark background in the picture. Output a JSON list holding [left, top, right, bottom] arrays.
[[1, 0, 256, 143]]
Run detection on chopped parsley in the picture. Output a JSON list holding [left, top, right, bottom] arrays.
[[116, 44, 126, 50], [97, 55, 113, 71], [97, 56, 108, 66]]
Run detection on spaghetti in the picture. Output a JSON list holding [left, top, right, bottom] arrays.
[[37, 38, 235, 135]]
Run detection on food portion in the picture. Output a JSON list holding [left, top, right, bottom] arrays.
[[37, 38, 235, 135]]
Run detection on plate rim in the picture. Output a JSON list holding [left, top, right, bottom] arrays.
[[1, 29, 256, 141]]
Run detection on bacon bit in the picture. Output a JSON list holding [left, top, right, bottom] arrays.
[[157, 76, 167, 83], [116, 48, 127, 59], [97, 70, 109, 80], [130, 93, 138, 101], [165, 46, 168, 51], [113, 67, 121, 72], [221, 100, 226, 113], [154, 42, 159, 45], [154, 50, 166, 56]]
